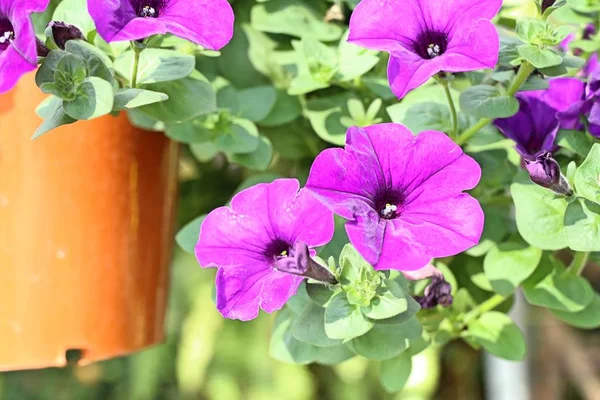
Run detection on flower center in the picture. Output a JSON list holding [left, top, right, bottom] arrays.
[[140, 5, 157, 17], [264, 238, 292, 262], [414, 30, 448, 60], [375, 190, 404, 220], [131, 0, 165, 18], [0, 18, 15, 52]]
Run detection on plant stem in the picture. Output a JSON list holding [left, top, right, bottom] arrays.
[[131, 46, 142, 88], [463, 294, 506, 325], [568, 252, 590, 276], [439, 78, 458, 139], [456, 62, 536, 146]]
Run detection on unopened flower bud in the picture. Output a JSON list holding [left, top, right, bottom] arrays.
[[47, 21, 84, 50], [414, 274, 453, 309], [525, 152, 573, 196], [541, 0, 556, 14]]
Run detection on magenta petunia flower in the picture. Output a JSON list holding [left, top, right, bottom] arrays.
[[493, 78, 585, 159], [195, 179, 335, 321], [89, 0, 234, 49], [0, 0, 50, 93], [348, 0, 502, 99], [305, 124, 484, 272]]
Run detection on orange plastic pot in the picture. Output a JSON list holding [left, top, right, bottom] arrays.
[[0, 73, 179, 371]]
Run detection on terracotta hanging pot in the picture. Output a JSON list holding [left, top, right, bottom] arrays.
[[0, 72, 179, 371]]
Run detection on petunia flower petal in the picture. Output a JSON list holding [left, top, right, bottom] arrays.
[[387, 52, 443, 100], [215, 265, 303, 321], [401, 194, 484, 258], [444, 19, 499, 71]]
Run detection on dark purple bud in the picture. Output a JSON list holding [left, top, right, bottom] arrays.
[[583, 24, 596, 40], [36, 38, 49, 57], [48, 21, 84, 49], [541, 0, 556, 14], [524, 152, 573, 196], [414, 274, 453, 309], [274, 242, 337, 285]]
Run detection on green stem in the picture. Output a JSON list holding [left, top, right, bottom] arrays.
[[568, 252, 590, 276], [456, 62, 536, 146], [463, 294, 506, 325], [439, 78, 458, 139], [131, 46, 142, 88]]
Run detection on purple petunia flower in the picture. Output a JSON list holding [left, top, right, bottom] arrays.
[[195, 179, 335, 321], [305, 123, 484, 272], [348, 0, 502, 99], [557, 68, 600, 138], [89, 0, 234, 49], [560, 24, 598, 77], [0, 0, 50, 93], [493, 78, 585, 159]]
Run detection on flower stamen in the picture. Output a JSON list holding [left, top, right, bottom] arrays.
[[380, 203, 398, 219], [140, 5, 157, 18], [427, 43, 441, 58]]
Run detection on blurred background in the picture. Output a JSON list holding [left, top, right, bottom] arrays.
[[3, 0, 600, 399]]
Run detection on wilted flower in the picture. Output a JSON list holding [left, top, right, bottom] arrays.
[[306, 124, 484, 271], [414, 274, 453, 309], [89, 0, 234, 49], [494, 78, 585, 159], [525, 152, 573, 196], [47, 21, 84, 49], [348, 0, 502, 99], [195, 179, 334, 321], [0, 0, 51, 93]]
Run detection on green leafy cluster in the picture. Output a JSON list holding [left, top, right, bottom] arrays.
[[269, 245, 423, 393]]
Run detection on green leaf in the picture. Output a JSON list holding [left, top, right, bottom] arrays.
[[551, 293, 600, 329], [305, 95, 350, 146], [401, 102, 451, 134], [306, 283, 337, 307], [484, 241, 542, 296], [227, 136, 274, 171], [361, 280, 409, 320], [574, 143, 600, 204], [190, 141, 218, 163], [511, 181, 568, 250], [113, 88, 168, 111], [138, 76, 216, 123], [523, 256, 594, 312], [292, 303, 343, 347], [32, 96, 76, 139], [260, 89, 302, 126], [459, 85, 520, 119], [269, 309, 318, 364], [214, 118, 260, 154], [347, 317, 422, 361], [251, 0, 343, 41], [63, 77, 114, 120], [235, 86, 277, 122], [54, 54, 87, 88], [337, 30, 379, 81], [115, 49, 195, 85], [563, 199, 600, 252], [324, 293, 374, 340], [175, 215, 206, 254], [52, 0, 95, 35], [517, 44, 563, 69], [36, 50, 69, 86], [557, 129, 594, 157], [379, 353, 412, 393], [467, 312, 526, 361], [165, 119, 213, 144], [65, 40, 113, 84]]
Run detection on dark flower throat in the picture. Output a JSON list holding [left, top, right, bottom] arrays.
[[131, 0, 166, 18], [375, 190, 404, 220], [0, 18, 15, 52], [414, 30, 448, 60]]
